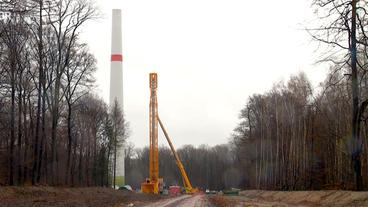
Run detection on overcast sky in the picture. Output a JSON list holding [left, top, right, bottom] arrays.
[[79, 0, 327, 148]]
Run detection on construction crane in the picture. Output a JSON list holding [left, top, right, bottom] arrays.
[[158, 116, 199, 194], [141, 73, 162, 194], [141, 73, 198, 194]]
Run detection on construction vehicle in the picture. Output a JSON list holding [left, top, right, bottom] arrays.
[[141, 73, 198, 194]]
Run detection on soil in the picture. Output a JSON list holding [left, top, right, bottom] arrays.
[[3, 187, 368, 207], [209, 190, 368, 207], [239, 190, 368, 206], [0, 186, 164, 207]]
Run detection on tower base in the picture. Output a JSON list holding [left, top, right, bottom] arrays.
[[141, 178, 163, 194]]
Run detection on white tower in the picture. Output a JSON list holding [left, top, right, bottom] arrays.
[[110, 9, 125, 187]]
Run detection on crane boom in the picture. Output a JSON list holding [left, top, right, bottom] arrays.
[[157, 116, 198, 194]]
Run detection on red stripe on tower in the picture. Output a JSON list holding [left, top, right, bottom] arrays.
[[111, 54, 123, 62]]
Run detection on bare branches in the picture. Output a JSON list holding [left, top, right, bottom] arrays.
[[309, 0, 368, 190], [0, 0, 115, 186]]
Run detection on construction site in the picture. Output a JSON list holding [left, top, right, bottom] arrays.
[[2, 0, 368, 206], [4, 69, 368, 207]]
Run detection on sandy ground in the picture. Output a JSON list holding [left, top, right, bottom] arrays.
[[210, 195, 299, 207], [240, 190, 368, 206], [210, 190, 368, 207]]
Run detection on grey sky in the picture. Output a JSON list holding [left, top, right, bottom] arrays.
[[80, 0, 327, 148]]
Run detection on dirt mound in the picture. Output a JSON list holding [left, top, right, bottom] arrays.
[[0, 186, 163, 207], [210, 195, 238, 207], [239, 190, 368, 206]]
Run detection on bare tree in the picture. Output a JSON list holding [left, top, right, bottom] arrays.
[[308, 0, 368, 190], [43, 0, 98, 184], [62, 43, 96, 184], [0, 0, 123, 188], [0, 6, 31, 185]]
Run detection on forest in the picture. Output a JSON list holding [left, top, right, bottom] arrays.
[[0, 0, 129, 186], [1, 0, 368, 193]]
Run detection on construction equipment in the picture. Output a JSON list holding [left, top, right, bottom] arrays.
[[141, 73, 162, 194], [141, 73, 198, 194], [158, 116, 199, 194]]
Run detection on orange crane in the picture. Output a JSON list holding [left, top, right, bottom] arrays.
[[141, 73, 198, 194], [157, 116, 198, 194], [141, 73, 162, 194]]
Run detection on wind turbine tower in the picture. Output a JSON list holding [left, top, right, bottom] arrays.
[[110, 9, 125, 188]]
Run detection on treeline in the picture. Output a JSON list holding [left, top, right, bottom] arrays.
[[230, 71, 366, 190], [306, 0, 368, 190], [228, 0, 368, 191], [0, 0, 128, 186]]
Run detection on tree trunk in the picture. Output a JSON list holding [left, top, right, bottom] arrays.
[[107, 141, 111, 187], [36, 71, 47, 184], [93, 129, 97, 186], [51, 78, 61, 185], [9, 53, 16, 186], [17, 71, 23, 185], [32, 0, 43, 185], [86, 129, 90, 186], [23, 94, 30, 183], [71, 131, 77, 186], [78, 128, 84, 186], [66, 102, 72, 185], [113, 135, 117, 188], [350, 0, 363, 191]]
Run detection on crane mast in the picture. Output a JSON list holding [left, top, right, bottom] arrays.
[[141, 73, 162, 194], [149, 73, 159, 185]]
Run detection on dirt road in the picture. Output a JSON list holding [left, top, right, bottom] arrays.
[[140, 194, 212, 207]]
